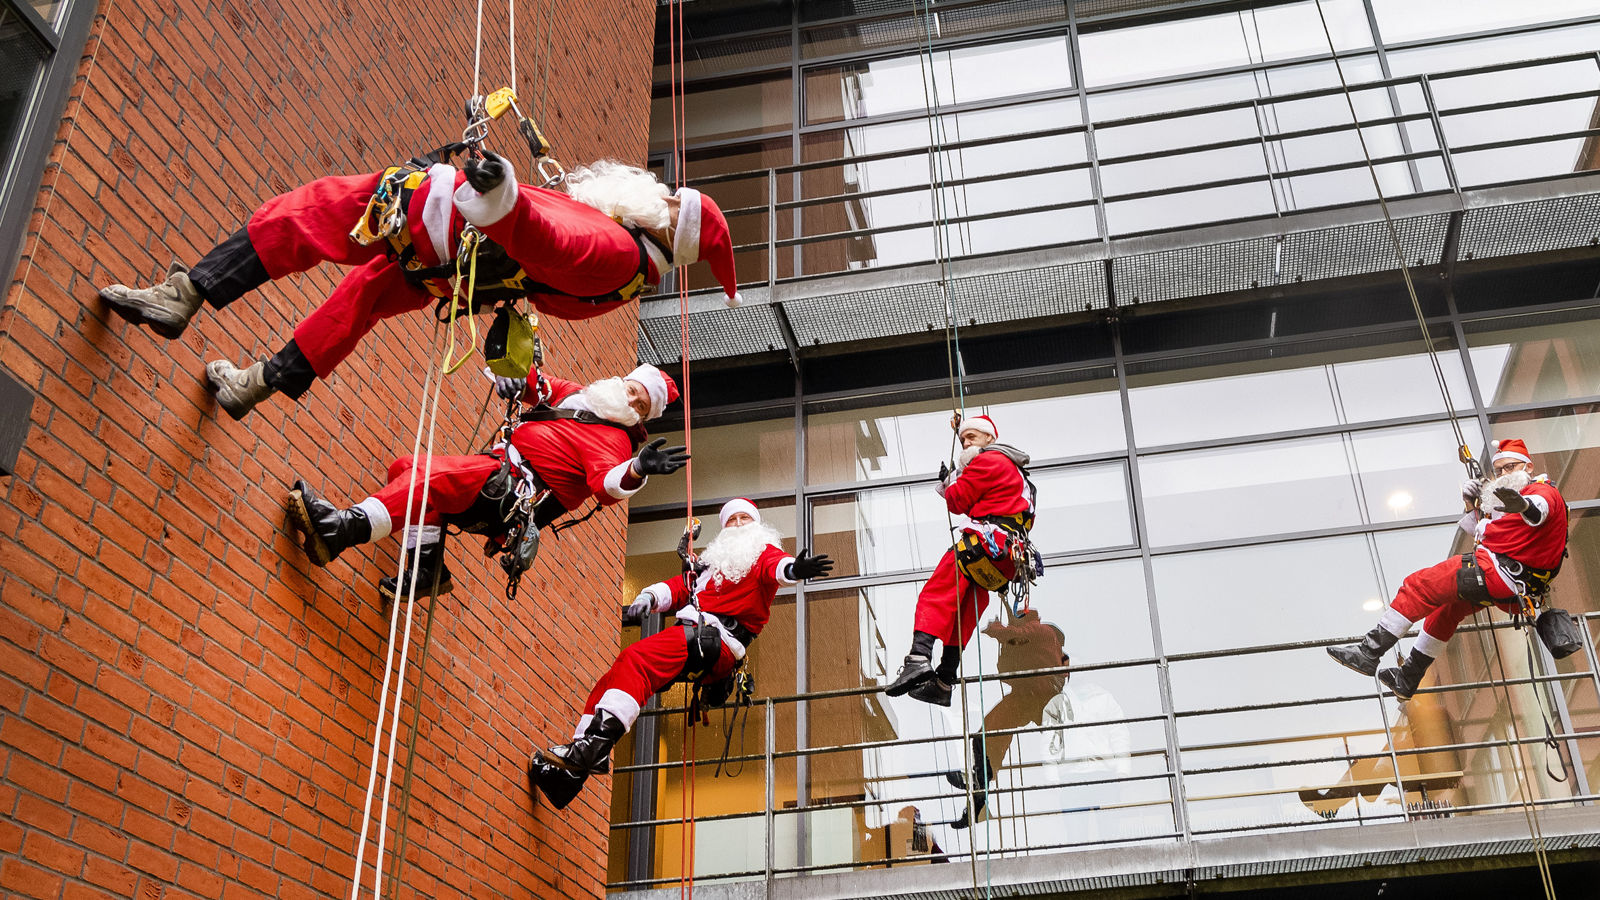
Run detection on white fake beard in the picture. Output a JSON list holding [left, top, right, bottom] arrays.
[[582, 377, 641, 426], [699, 521, 782, 586], [958, 444, 983, 468], [565, 162, 671, 232], [1482, 468, 1532, 514]]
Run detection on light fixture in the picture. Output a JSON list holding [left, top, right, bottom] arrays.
[[1363, 598, 1383, 612], [1387, 491, 1413, 511]]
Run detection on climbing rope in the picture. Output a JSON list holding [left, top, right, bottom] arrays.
[[1310, 4, 1556, 897]]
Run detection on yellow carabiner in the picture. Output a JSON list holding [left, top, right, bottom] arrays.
[[484, 87, 518, 120]]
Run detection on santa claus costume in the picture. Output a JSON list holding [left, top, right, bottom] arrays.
[[1327, 438, 1569, 699], [98, 156, 743, 419], [286, 365, 687, 600], [528, 499, 833, 809], [885, 414, 1037, 707]]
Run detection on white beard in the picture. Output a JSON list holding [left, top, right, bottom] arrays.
[[958, 444, 983, 468], [699, 522, 782, 586], [564, 162, 671, 232], [579, 377, 641, 426], [1481, 468, 1533, 516]]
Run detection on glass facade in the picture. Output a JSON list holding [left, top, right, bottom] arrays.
[[614, 0, 1600, 891]]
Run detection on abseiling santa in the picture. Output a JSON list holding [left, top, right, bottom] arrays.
[[1328, 438, 1570, 699], [885, 414, 1037, 707], [286, 364, 688, 599], [529, 498, 833, 809], [99, 154, 744, 420]]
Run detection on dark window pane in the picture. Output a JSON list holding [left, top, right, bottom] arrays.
[[0, 8, 48, 175]]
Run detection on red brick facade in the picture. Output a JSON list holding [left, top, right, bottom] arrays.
[[0, 1, 652, 897]]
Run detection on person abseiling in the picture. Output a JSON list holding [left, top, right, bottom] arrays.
[[884, 414, 1037, 706], [99, 154, 743, 419], [528, 498, 833, 809], [286, 364, 687, 600], [1327, 438, 1569, 699]]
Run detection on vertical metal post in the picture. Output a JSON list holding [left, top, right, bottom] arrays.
[[1533, 634, 1592, 798], [627, 615, 664, 882], [765, 698, 777, 880], [1360, 0, 1426, 193], [792, 368, 811, 867], [768, 171, 779, 292], [1067, 0, 1111, 246], [1251, 99, 1284, 216], [1418, 75, 1462, 198]]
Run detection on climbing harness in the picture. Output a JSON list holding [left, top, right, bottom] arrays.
[[1311, 4, 1559, 897]]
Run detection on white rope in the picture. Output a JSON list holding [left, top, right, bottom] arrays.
[[508, 0, 516, 91], [347, 324, 444, 900], [473, 0, 485, 100]]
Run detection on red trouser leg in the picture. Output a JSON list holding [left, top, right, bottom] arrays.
[[914, 550, 997, 649], [245, 171, 390, 277], [1388, 552, 1516, 643], [370, 454, 501, 529], [292, 257, 434, 377]]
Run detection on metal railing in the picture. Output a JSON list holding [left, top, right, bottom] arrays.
[[605, 610, 1600, 890], [659, 51, 1600, 298]]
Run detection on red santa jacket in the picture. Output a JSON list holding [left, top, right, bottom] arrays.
[[944, 448, 1033, 520], [1477, 479, 1568, 571], [641, 544, 797, 655], [503, 376, 646, 511], [451, 173, 660, 320]]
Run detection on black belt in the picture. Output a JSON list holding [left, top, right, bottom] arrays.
[[708, 612, 757, 648]]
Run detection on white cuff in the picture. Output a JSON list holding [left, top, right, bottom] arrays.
[[1413, 631, 1449, 658], [595, 689, 642, 731], [1377, 606, 1414, 638], [402, 525, 441, 548], [603, 461, 644, 499], [774, 556, 798, 586], [645, 582, 674, 611], [572, 714, 593, 740], [1520, 494, 1549, 526], [1457, 511, 1480, 536], [356, 497, 392, 542], [453, 158, 520, 227]]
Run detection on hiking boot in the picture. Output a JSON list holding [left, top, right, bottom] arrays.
[[99, 263, 205, 339], [379, 542, 454, 603], [205, 359, 274, 420], [885, 653, 935, 697], [908, 676, 953, 707]]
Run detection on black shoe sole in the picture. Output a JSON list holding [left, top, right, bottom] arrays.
[[908, 682, 953, 706], [378, 574, 456, 602], [885, 668, 934, 697], [1326, 646, 1379, 678], [1377, 670, 1417, 700], [287, 489, 333, 567]]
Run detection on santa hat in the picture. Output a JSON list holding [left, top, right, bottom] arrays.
[[957, 414, 998, 440], [1491, 438, 1531, 465], [719, 498, 760, 528], [673, 188, 744, 308], [625, 364, 680, 420]]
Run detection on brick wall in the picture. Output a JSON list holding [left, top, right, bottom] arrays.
[[0, 0, 653, 896]]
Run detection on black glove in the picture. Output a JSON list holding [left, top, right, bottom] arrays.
[[464, 150, 506, 193], [786, 549, 834, 581], [1493, 486, 1530, 514], [494, 374, 526, 401], [938, 461, 950, 482], [634, 437, 690, 476]]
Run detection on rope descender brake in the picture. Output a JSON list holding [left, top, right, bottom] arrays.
[[463, 86, 565, 187]]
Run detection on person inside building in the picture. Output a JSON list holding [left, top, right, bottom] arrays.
[[1327, 438, 1569, 699], [528, 498, 833, 809], [884, 413, 1037, 706], [99, 154, 743, 419], [286, 364, 686, 600]]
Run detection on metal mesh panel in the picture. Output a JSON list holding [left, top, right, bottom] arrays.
[[1459, 193, 1600, 261], [787, 260, 1107, 347], [640, 303, 787, 363], [1076, 0, 1259, 21], [1114, 214, 1450, 306], [636, 328, 663, 366]]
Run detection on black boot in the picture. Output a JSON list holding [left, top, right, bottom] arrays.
[[287, 480, 371, 566], [378, 540, 454, 603], [544, 710, 626, 774], [529, 753, 588, 810], [1326, 626, 1401, 677], [1378, 651, 1435, 701], [909, 646, 961, 706], [947, 736, 993, 829], [886, 632, 938, 697]]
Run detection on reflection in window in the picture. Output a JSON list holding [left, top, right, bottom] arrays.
[[648, 75, 794, 150], [1371, 0, 1600, 44], [1467, 310, 1600, 407], [1127, 343, 1474, 448], [803, 37, 1071, 125], [630, 420, 798, 509], [623, 504, 798, 602], [1078, 0, 1372, 88], [0, 9, 48, 174], [1488, 406, 1600, 502]]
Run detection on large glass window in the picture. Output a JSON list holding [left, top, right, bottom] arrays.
[[1466, 308, 1600, 407], [631, 419, 799, 509], [1370, 0, 1600, 45]]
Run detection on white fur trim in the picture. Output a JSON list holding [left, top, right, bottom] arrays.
[[573, 714, 593, 740], [422, 164, 457, 265], [718, 498, 759, 528], [1412, 631, 1449, 658], [453, 157, 520, 227], [1521, 494, 1549, 526], [604, 460, 644, 499], [725, 292, 744, 308], [645, 582, 674, 612], [674, 607, 747, 660], [1457, 511, 1480, 536], [673, 188, 703, 267], [1377, 606, 1413, 638], [402, 525, 441, 549], [958, 416, 997, 439], [627, 364, 669, 419], [1492, 450, 1532, 465], [355, 497, 392, 542], [774, 555, 798, 586], [594, 689, 642, 731]]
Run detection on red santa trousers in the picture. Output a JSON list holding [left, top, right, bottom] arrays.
[[914, 548, 1015, 649], [582, 626, 739, 728], [369, 454, 501, 528], [1388, 549, 1516, 644], [243, 172, 436, 377]]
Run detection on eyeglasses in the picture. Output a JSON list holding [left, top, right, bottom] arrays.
[[1494, 462, 1525, 475]]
